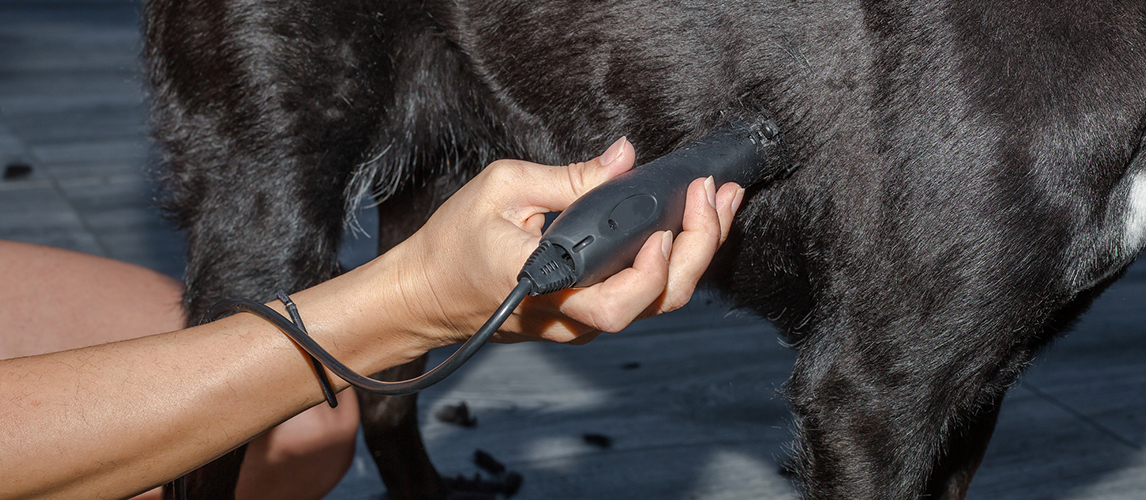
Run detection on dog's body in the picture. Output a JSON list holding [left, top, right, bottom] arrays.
[[145, 1, 1146, 498]]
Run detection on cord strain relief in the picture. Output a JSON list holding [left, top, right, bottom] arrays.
[[517, 241, 576, 296]]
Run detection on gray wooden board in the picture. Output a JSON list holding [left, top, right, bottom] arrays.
[[0, 1, 1143, 499]]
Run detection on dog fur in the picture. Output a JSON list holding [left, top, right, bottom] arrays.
[[144, 0, 1146, 498]]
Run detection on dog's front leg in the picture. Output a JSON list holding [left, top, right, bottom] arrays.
[[923, 399, 1002, 499], [146, 0, 408, 495]]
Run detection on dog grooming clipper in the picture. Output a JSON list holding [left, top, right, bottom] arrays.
[[519, 119, 784, 294]]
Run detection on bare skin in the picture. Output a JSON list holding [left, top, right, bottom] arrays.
[[0, 139, 743, 500], [0, 241, 361, 500], [0, 239, 186, 359]]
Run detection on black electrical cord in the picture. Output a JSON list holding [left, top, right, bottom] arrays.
[[275, 291, 339, 407], [202, 277, 535, 397], [174, 276, 541, 500]]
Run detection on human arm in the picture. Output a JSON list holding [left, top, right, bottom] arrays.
[[0, 138, 743, 499]]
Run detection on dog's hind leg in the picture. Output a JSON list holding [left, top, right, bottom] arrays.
[[357, 357, 447, 500], [777, 166, 1146, 500]]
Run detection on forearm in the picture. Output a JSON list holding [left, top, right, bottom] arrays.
[[0, 254, 420, 500]]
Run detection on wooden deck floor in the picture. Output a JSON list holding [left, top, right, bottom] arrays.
[[1, 1, 1143, 499]]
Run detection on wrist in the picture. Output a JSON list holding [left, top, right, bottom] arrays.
[[281, 251, 433, 376], [375, 240, 473, 350]]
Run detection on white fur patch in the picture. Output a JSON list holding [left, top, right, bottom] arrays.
[[1124, 170, 1146, 253]]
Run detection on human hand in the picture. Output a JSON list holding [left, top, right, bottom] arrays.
[[375, 138, 744, 350]]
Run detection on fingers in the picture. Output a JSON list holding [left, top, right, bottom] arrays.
[[715, 182, 745, 245], [476, 136, 743, 343], [644, 177, 722, 315], [486, 137, 636, 219], [540, 177, 744, 336], [575, 136, 636, 195], [552, 229, 674, 333], [655, 178, 743, 315]]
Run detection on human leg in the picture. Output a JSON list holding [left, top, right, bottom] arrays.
[[0, 240, 358, 500], [0, 240, 185, 358], [236, 390, 360, 500]]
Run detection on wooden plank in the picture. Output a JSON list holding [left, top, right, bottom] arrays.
[[29, 139, 147, 165], [2, 104, 146, 145]]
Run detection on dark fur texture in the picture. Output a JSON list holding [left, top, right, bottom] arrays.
[[144, 1, 1146, 499]]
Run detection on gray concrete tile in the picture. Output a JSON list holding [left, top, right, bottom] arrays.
[[56, 175, 154, 208], [40, 158, 152, 181], [0, 181, 104, 256], [84, 207, 170, 232], [969, 387, 1145, 500], [0, 116, 34, 173], [0, 117, 27, 154], [0, 39, 140, 74], [0, 91, 143, 118], [0, 69, 141, 99], [1020, 272, 1146, 449], [0, 169, 51, 187]]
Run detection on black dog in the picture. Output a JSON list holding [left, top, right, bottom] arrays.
[[144, 1, 1146, 498]]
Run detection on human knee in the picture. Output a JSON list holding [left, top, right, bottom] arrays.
[[277, 390, 360, 458]]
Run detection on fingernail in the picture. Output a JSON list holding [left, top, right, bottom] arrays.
[[731, 187, 745, 214], [601, 137, 626, 167], [661, 230, 673, 260], [705, 176, 716, 208]]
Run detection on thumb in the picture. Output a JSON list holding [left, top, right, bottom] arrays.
[[533, 137, 635, 212]]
